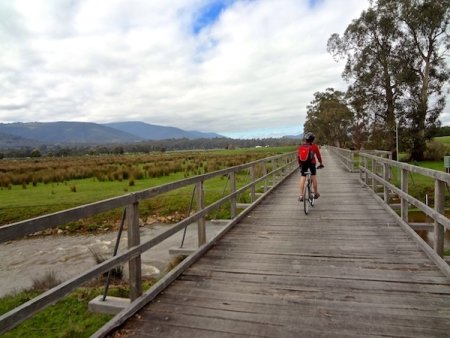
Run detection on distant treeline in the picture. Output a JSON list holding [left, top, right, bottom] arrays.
[[433, 126, 450, 137], [0, 137, 300, 158]]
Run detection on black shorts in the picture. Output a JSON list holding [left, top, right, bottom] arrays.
[[300, 162, 316, 176]]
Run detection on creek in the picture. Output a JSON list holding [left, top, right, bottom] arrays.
[[409, 210, 450, 250], [0, 222, 224, 297]]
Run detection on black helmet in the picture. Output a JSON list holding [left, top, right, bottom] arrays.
[[304, 132, 315, 142]]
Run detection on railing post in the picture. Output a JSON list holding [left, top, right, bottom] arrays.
[[358, 153, 362, 181], [400, 168, 408, 223], [383, 163, 389, 202], [272, 159, 277, 186], [263, 163, 268, 192], [371, 159, 376, 192], [387, 153, 392, 180], [196, 180, 206, 246], [351, 151, 355, 172], [126, 201, 142, 301], [364, 156, 368, 184], [230, 171, 237, 218], [250, 165, 256, 202], [434, 179, 446, 257]]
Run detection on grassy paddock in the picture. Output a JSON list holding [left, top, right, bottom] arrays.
[[434, 136, 450, 145], [0, 146, 296, 230], [0, 281, 157, 338]]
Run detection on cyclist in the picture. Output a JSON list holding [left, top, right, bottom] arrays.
[[298, 132, 324, 201]]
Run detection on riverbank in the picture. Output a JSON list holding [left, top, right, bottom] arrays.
[[0, 221, 224, 297]]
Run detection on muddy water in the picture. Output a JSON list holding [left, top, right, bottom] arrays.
[[0, 222, 224, 297], [409, 210, 450, 249]]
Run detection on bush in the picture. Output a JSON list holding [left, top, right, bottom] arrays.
[[31, 270, 61, 292], [424, 141, 447, 161]]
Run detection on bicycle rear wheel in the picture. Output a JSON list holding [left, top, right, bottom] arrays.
[[303, 184, 309, 215], [310, 188, 315, 207]]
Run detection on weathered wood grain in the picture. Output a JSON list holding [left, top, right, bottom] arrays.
[[104, 149, 450, 338]]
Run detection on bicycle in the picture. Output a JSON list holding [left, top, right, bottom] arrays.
[[302, 164, 323, 215]]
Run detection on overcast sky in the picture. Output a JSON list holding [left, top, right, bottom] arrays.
[[2, 0, 446, 139]]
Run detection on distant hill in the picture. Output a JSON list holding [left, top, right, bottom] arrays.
[[0, 122, 142, 145], [0, 131, 42, 148], [105, 121, 224, 140], [283, 134, 302, 139], [0, 121, 225, 150]]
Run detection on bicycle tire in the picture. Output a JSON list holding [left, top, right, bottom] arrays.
[[303, 182, 309, 214]]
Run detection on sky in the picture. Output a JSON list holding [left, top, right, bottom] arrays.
[[1, 0, 447, 139]]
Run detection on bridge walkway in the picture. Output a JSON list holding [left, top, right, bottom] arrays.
[[108, 149, 450, 337]]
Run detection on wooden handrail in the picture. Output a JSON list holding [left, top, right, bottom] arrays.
[[0, 151, 297, 335], [358, 151, 450, 260], [327, 146, 392, 172]]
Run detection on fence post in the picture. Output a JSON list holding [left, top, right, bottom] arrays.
[[364, 156, 368, 184], [383, 163, 389, 202], [196, 180, 206, 246], [371, 159, 376, 192], [230, 171, 237, 218], [272, 159, 277, 185], [434, 179, 446, 257], [400, 168, 409, 223], [263, 163, 268, 192], [126, 201, 142, 301], [359, 153, 362, 181], [250, 165, 256, 202], [351, 151, 355, 172]]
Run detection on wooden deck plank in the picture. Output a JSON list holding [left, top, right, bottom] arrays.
[[108, 149, 450, 337]]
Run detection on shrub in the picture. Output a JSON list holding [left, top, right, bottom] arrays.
[[89, 248, 124, 281], [424, 141, 446, 161], [31, 270, 61, 291]]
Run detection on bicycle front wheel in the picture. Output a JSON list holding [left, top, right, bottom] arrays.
[[303, 184, 309, 215]]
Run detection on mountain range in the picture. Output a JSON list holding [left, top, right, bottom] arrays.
[[0, 121, 224, 149]]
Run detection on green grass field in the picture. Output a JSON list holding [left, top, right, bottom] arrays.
[[434, 136, 450, 145], [0, 146, 296, 230], [0, 146, 296, 337]]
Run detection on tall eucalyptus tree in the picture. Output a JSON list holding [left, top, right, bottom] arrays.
[[328, 0, 450, 160], [327, 2, 404, 153], [304, 88, 353, 148], [393, 0, 450, 160]]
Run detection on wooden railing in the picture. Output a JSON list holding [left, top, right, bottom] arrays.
[[357, 152, 450, 278], [328, 146, 392, 172], [0, 151, 297, 335]]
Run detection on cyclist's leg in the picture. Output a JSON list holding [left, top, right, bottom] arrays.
[[310, 164, 320, 198], [298, 166, 307, 201], [303, 177, 309, 214]]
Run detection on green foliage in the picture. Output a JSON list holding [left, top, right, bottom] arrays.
[[434, 136, 450, 145], [434, 126, 450, 137], [304, 88, 353, 147], [328, 0, 450, 159], [424, 141, 447, 161], [1, 288, 113, 338], [0, 147, 296, 228], [390, 160, 450, 207]]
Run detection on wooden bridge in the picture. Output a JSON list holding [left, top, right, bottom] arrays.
[[2, 148, 450, 337]]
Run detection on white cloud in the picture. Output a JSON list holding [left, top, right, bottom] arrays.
[[0, 0, 381, 138]]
